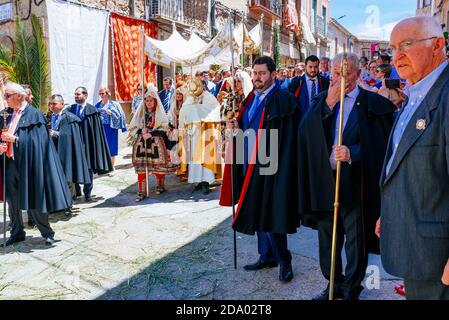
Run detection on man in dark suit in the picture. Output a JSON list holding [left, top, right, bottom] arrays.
[[220, 56, 300, 283], [289, 55, 330, 117], [69, 87, 113, 202], [377, 16, 449, 300], [158, 77, 174, 113], [298, 53, 395, 300], [49, 94, 91, 215]]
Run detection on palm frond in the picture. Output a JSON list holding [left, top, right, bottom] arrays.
[[13, 17, 33, 86], [0, 45, 18, 82], [29, 15, 51, 110]]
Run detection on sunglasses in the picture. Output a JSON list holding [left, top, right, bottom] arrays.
[[3, 92, 18, 99]]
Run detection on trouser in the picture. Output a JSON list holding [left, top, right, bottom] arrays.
[[75, 169, 93, 198], [68, 182, 76, 198], [257, 232, 292, 266], [317, 205, 368, 298], [404, 279, 449, 300], [137, 173, 165, 194], [5, 158, 54, 239]]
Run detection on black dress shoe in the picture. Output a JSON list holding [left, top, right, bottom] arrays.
[[279, 263, 294, 282], [64, 208, 73, 217], [85, 196, 93, 202], [45, 236, 55, 246], [312, 287, 344, 300], [243, 258, 278, 271], [0, 235, 26, 247], [27, 221, 36, 228]]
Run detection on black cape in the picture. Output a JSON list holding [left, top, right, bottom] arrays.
[[69, 104, 113, 175], [52, 110, 91, 184], [220, 86, 301, 235], [1, 105, 72, 213], [297, 88, 395, 254]]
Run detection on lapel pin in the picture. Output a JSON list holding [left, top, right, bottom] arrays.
[[416, 119, 426, 130]]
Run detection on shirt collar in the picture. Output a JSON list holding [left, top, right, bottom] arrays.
[[257, 82, 276, 96], [404, 61, 448, 98], [346, 86, 360, 100], [306, 74, 317, 81]]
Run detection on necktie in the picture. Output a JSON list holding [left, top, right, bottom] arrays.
[[77, 105, 83, 118], [310, 78, 317, 99], [248, 93, 262, 122], [6, 109, 22, 158], [163, 91, 170, 112]]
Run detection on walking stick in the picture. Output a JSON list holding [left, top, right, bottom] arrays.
[[141, 26, 149, 198], [1, 111, 10, 252], [329, 45, 348, 300], [229, 11, 237, 269]]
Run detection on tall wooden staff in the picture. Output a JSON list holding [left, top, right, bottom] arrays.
[[329, 45, 348, 300], [141, 26, 149, 198], [229, 10, 237, 270], [1, 110, 10, 252]]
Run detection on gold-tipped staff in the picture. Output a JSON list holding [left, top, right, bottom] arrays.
[[329, 44, 348, 300], [229, 10, 237, 270]]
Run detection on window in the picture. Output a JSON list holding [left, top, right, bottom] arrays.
[[312, 0, 317, 31], [423, 0, 431, 7], [322, 6, 327, 33]]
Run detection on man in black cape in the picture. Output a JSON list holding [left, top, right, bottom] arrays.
[[68, 87, 113, 202], [0, 82, 72, 246], [298, 53, 395, 300], [49, 94, 91, 215], [220, 56, 300, 282]]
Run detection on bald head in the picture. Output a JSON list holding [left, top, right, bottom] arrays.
[[392, 16, 444, 40], [390, 16, 447, 84]]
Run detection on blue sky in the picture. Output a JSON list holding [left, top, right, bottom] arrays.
[[331, 0, 417, 40]]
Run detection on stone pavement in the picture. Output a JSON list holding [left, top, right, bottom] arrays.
[[0, 134, 404, 300]]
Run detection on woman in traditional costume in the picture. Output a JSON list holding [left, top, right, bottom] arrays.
[[128, 87, 178, 201]]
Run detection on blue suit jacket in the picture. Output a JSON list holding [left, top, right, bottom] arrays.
[[289, 74, 330, 116], [380, 64, 449, 281]]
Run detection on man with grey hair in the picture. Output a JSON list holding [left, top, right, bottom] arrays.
[[376, 16, 449, 300], [298, 52, 395, 300], [0, 82, 72, 246], [294, 62, 305, 77]]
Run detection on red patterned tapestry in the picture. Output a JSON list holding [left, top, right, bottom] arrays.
[[111, 13, 158, 102]]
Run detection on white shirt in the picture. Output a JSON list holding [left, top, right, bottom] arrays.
[[330, 86, 360, 170]]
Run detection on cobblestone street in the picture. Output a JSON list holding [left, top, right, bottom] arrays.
[[0, 134, 404, 300]]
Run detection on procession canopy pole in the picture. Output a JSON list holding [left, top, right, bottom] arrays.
[[228, 10, 237, 270], [329, 44, 348, 301]]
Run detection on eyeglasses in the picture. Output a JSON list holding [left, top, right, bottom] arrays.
[[375, 69, 382, 73], [391, 37, 438, 54], [3, 92, 18, 99]]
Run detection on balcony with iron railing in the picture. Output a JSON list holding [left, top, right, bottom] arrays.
[[146, 0, 184, 23], [312, 14, 327, 37], [249, 0, 282, 20]]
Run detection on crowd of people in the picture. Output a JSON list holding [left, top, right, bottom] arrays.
[[0, 15, 448, 300]]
